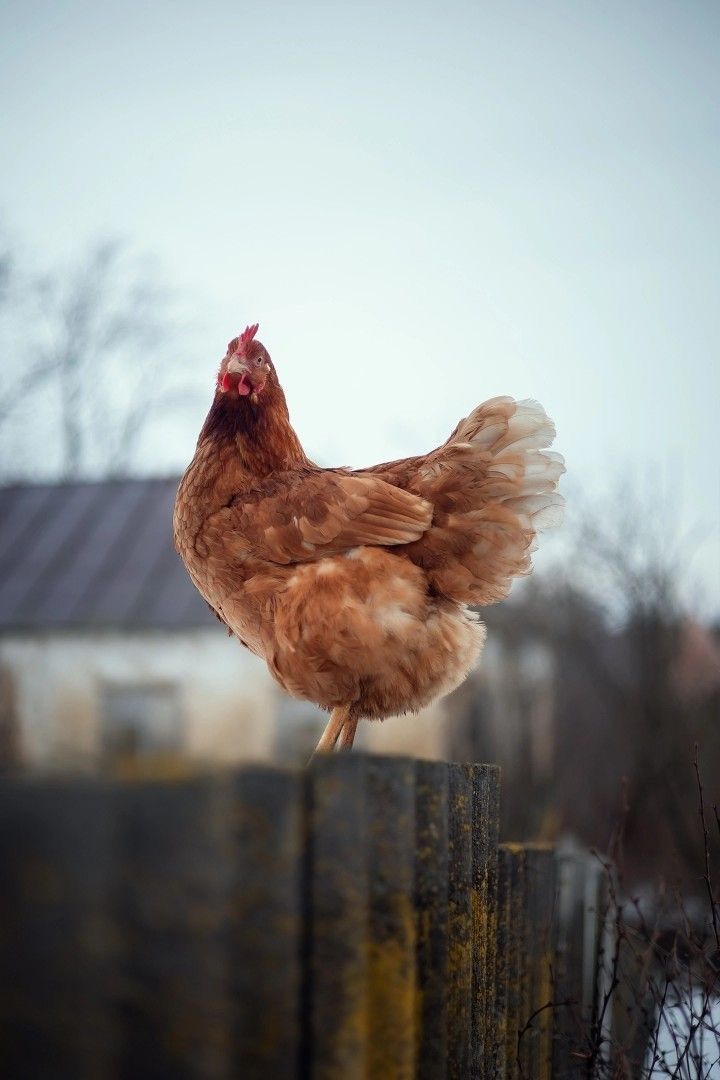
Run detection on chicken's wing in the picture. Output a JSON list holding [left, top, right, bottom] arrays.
[[201, 470, 433, 566]]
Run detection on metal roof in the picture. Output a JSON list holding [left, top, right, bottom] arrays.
[[0, 479, 216, 632]]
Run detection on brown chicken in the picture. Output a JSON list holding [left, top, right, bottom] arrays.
[[173, 324, 564, 754]]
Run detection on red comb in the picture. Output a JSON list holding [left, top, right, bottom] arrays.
[[236, 323, 259, 355]]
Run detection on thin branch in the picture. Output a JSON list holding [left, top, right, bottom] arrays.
[[694, 744, 720, 952], [516, 998, 572, 1079]]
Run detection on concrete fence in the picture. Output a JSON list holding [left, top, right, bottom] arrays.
[[0, 755, 608, 1079]]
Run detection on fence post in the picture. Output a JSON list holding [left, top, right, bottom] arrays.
[[497, 843, 527, 1079], [523, 845, 556, 1079], [227, 766, 303, 1079], [414, 760, 450, 1080], [553, 844, 609, 1077], [0, 778, 115, 1079], [496, 844, 556, 1079], [447, 763, 473, 1078], [470, 764, 501, 1080], [365, 756, 417, 1080], [112, 775, 230, 1079], [305, 753, 368, 1080]]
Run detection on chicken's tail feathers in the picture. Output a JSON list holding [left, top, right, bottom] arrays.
[[411, 396, 565, 605], [473, 396, 565, 526], [453, 394, 557, 452]]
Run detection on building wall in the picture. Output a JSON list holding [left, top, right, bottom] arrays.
[[0, 629, 277, 769], [354, 701, 449, 760]]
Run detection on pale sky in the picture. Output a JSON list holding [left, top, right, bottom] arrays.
[[1, 1, 719, 612]]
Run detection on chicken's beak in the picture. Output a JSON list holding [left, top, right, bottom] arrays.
[[226, 356, 250, 378], [221, 355, 254, 397]]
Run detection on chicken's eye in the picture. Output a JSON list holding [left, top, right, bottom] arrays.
[[255, 357, 264, 366]]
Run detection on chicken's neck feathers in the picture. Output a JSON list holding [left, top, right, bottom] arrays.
[[198, 384, 311, 477], [175, 387, 312, 547]]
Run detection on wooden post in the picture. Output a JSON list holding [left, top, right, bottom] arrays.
[[227, 766, 303, 1078], [304, 753, 368, 1080], [495, 844, 512, 1077], [365, 755, 417, 1080], [414, 760, 450, 1080], [112, 775, 230, 1079], [0, 778, 115, 1079], [470, 764, 501, 1079], [522, 845, 556, 1080], [497, 843, 557, 1079], [498, 844, 528, 1079], [553, 845, 608, 1076], [485, 767, 501, 1077], [446, 763, 473, 1078]]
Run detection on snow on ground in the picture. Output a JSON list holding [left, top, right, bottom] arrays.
[[646, 991, 720, 1078]]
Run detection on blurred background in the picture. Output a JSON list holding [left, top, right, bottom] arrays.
[[1, 0, 718, 891]]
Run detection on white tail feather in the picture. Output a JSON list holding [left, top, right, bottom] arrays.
[[418, 394, 565, 606], [488, 401, 564, 531]]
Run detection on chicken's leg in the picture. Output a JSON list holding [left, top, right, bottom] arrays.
[[338, 715, 358, 751], [309, 705, 351, 761]]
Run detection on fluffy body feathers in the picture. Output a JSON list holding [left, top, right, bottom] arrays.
[[174, 338, 564, 730]]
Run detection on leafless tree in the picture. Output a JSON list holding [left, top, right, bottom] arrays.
[[0, 234, 48, 426], [562, 480, 718, 882], [0, 233, 200, 478], [451, 477, 720, 887]]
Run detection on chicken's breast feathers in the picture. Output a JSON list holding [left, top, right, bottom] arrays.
[[204, 470, 433, 566]]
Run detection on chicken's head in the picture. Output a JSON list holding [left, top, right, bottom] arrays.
[[217, 323, 273, 403]]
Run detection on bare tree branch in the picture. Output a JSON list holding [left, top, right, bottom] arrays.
[[0, 233, 202, 479]]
